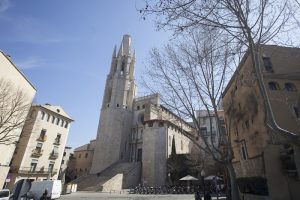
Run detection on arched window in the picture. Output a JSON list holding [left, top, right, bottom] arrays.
[[61, 120, 64, 127], [56, 118, 60, 125], [41, 111, 45, 120], [268, 82, 280, 90], [121, 60, 125, 75], [284, 82, 297, 92]]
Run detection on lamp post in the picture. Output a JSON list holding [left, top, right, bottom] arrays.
[[201, 169, 205, 198]]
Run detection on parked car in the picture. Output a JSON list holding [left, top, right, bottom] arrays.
[[0, 189, 10, 200]]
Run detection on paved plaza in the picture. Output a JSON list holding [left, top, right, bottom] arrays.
[[61, 191, 226, 200]]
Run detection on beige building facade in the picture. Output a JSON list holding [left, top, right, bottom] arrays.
[[70, 140, 96, 180], [8, 104, 73, 189], [222, 45, 300, 200], [0, 51, 36, 189]]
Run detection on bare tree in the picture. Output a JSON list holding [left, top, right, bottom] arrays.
[[140, 1, 300, 198], [142, 28, 242, 199], [140, 0, 300, 139], [0, 79, 32, 145]]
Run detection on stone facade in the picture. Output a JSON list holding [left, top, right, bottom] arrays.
[[222, 45, 300, 200], [7, 104, 73, 189], [69, 140, 96, 179], [0, 51, 36, 189], [89, 35, 195, 187]]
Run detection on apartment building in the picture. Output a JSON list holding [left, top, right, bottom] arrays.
[[0, 51, 36, 189], [8, 104, 73, 189]]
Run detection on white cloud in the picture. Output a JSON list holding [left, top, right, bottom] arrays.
[[15, 57, 44, 70], [0, 0, 11, 12]]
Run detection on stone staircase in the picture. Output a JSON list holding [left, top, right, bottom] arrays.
[[72, 162, 141, 192]]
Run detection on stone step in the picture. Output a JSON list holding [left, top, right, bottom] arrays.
[[73, 162, 140, 191]]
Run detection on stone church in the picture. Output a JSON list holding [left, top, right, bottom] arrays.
[[75, 35, 196, 191]]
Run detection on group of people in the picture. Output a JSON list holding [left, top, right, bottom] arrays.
[[195, 190, 212, 200]]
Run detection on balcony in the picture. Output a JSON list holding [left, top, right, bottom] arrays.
[[36, 135, 47, 142], [49, 152, 59, 160], [53, 138, 61, 145], [16, 167, 58, 175], [31, 149, 43, 158]]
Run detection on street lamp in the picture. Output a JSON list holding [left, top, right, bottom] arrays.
[[201, 169, 205, 197]]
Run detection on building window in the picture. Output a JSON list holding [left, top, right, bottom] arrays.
[[200, 127, 207, 136], [46, 114, 50, 122], [142, 105, 145, 109], [169, 136, 171, 146], [56, 118, 60, 125], [64, 122, 68, 128], [61, 120, 64, 127], [54, 134, 61, 144], [63, 152, 66, 156], [48, 161, 55, 173], [41, 111, 45, 120], [284, 83, 297, 92], [121, 60, 125, 75], [262, 57, 273, 72], [293, 106, 299, 118], [268, 82, 280, 90], [38, 129, 47, 141], [78, 154, 81, 158], [30, 160, 38, 172], [137, 105, 140, 110], [158, 122, 164, 127], [52, 116, 56, 124], [241, 142, 248, 160], [245, 120, 249, 129], [181, 140, 183, 150], [85, 153, 88, 158]]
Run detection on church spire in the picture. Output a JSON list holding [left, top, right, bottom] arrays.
[[112, 45, 117, 58]]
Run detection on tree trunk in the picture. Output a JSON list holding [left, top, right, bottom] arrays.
[[226, 162, 240, 200]]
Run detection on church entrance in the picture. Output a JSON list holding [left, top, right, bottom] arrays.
[[137, 149, 142, 162]]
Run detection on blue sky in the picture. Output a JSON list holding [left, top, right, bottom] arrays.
[[0, 0, 171, 148]]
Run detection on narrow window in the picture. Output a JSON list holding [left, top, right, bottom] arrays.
[[241, 142, 248, 160], [30, 160, 38, 172], [64, 122, 68, 128], [181, 140, 183, 150], [78, 154, 81, 158], [294, 106, 299, 118], [262, 57, 273, 72], [56, 118, 60, 125], [245, 120, 249, 129], [52, 116, 56, 124], [47, 114, 50, 122], [137, 105, 140, 110], [121, 60, 125, 75], [48, 161, 55, 172], [268, 82, 280, 90], [85, 153, 88, 158], [39, 129, 47, 141], [61, 120, 64, 127], [142, 105, 145, 109], [284, 83, 297, 92], [117, 104, 119, 107], [41, 111, 45, 120]]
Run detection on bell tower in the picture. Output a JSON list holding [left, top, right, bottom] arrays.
[[90, 35, 136, 174]]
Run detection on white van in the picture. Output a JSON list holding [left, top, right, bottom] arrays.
[[0, 189, 10, 200], [29, 180, 61, 199]]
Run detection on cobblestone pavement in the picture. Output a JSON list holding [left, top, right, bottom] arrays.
[[60, 192, 227, 200]]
